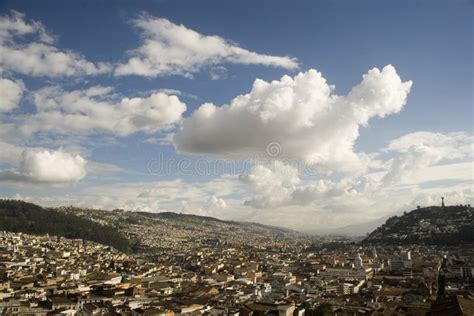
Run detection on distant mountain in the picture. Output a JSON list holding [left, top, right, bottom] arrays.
[[0, 200, 132, 252], [362, 205, 474, 245], [137, 211, 227, 224], [314, 216, 389, 236], [136, 211, 297, 236]]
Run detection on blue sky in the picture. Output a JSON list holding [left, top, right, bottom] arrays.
[[0, 0, 472, 231]]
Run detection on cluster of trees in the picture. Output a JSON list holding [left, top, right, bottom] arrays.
[[0, 200, 133, 252], [302, 302, 333, 316]]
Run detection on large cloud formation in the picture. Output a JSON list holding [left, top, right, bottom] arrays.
[[115, 15, 298, 77], [22, 86, 186, 137], [0, 11, 110, 77], [240, 131, 473, 210], [0, 149, 87, 183], [174, 65, 412, 172]]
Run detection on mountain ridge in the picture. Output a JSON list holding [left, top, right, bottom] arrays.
[[0, 199, 305, 255], [136, 211, 298, 235]]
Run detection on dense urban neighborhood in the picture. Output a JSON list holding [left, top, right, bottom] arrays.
[[0, 201, 473, 315]]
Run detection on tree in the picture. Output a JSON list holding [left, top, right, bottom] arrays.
[[307, 303, 333, 316]]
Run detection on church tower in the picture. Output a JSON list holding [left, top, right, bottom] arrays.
[[372, 246, 378, 259], [355, 253, 363, 270]]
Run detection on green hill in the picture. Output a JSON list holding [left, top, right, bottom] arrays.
[[363, 205, 473, 245], [0, 199, 132, 252]]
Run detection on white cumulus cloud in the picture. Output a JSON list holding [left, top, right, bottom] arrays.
[[0, 11, 110, 77], [115, 15, 298, 77], [0, 148, 87, 183], [240, 161, 300, 208], [239, 160, 368, 209], [22, 86, 186, 137], [174, 65, 412, 173], [210, 196, 227, 208], [382, 131, 473, 185], [238, 131, 473, 211]]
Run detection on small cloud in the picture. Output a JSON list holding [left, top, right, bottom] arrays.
[[0, 148, 87, 184], [0, 11, 111, 77], [209, 66, 227, 80], [0, 77, 24, 112], [143, 133, 174, 145], [210, 195, 227, 208]]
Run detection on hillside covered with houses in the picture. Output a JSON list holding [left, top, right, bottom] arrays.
[[363, 205, 474, 245]]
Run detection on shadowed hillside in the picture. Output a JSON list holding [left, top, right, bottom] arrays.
[[363, 205, 473, 245], [0, 200, 133, 252]]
